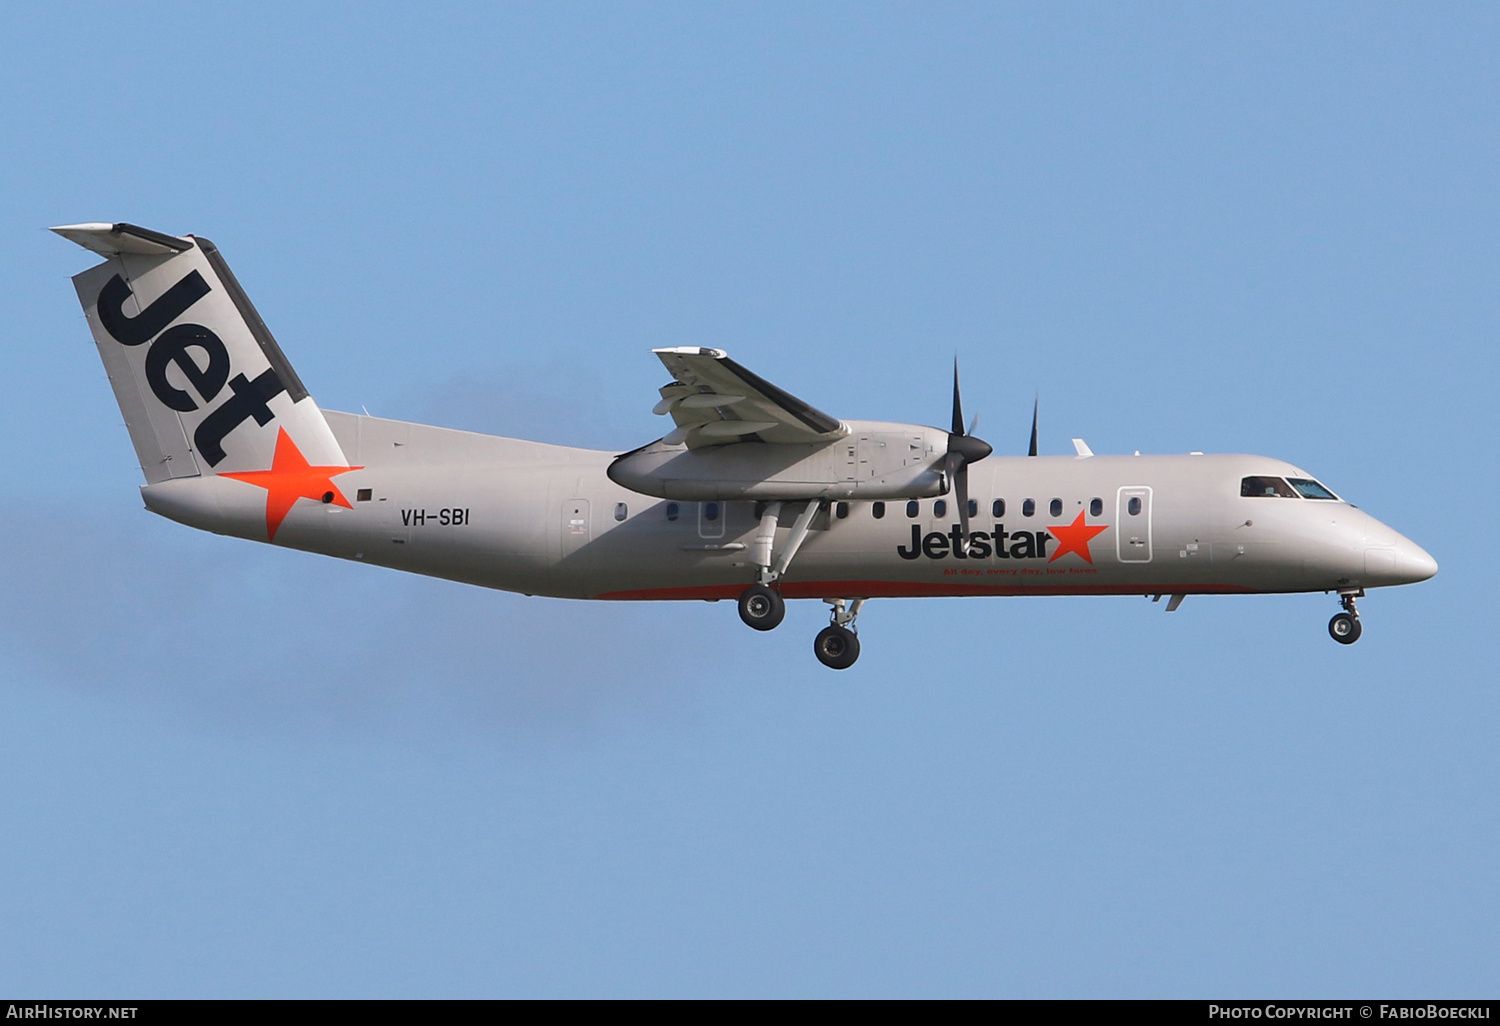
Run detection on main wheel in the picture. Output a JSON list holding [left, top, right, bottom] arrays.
[[813, 625, 861, 669], [738, 584, 785, 631], [1328, 612, 1362, 645]]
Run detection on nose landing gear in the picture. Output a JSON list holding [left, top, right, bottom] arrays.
[[1328, 590, 1363, 645]]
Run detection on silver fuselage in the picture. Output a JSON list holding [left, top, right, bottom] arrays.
[[140, 412, 1437, 603]]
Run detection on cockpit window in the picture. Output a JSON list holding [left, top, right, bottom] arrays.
[[1287, 478, 1339, 500], [1241, 476, 1299, 498]]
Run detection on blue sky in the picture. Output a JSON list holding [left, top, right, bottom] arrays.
[[0, 2, 1494, 997]]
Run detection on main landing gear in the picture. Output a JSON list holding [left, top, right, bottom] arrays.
[[737, 583, 785, 631], [736, 498, 812, 633], [736, 581, 866, 669], [1328, 589, 1363, 645], [813, 598, 863, 670], [733, 498, 864, 668]]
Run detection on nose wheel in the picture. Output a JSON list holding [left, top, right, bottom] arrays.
[[1328, 590, 1363, 645]]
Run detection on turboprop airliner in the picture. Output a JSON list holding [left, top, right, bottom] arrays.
[[54, 222, 1438, 668]]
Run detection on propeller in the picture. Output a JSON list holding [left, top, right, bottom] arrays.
[[945, 360, 993, 553], [1028, 396, 1039, 457]]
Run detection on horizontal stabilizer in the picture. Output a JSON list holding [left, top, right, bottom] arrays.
[[51, 222, 193, 257]]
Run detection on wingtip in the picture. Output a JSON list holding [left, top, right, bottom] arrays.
[[50, 222, 113, 234]]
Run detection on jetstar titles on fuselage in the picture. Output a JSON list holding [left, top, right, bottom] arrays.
[[896, 511, 1108, 564]]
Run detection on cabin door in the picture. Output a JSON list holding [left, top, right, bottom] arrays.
[[1116, 487, 1153, 562]]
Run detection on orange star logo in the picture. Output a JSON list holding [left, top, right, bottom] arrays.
[[1047, 510, 1109, 564], [222, 427, 363, 541]]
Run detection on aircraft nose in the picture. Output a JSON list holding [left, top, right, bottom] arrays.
[[1363, 533, 1438, 586], [1397, 539, 1438, 584]]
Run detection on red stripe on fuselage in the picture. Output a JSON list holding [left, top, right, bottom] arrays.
[[595, 581, 1259, 601]]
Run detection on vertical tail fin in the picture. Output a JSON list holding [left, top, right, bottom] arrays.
[[53, 222, 347, 483]]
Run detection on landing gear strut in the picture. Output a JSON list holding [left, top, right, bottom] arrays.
[[814, 598, 864, 670], [1328, 590, 1363, 645], [736, 499, 823, 633]]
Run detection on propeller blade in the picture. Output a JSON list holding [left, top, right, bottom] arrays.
[[954, 454, 971, 554], [1028, 396, 1039, 457], [951, 359, 965, 437], [943, 359, 991, 555]]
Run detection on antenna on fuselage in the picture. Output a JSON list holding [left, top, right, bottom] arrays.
[[1028, 396, 1039, 457]]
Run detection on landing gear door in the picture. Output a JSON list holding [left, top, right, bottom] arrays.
[[1117, 487, 1152, 563]]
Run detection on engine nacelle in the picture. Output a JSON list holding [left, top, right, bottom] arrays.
[[608, 420, 949, 501]]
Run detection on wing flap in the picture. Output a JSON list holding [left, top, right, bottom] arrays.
[[651, 347, 845, 448]]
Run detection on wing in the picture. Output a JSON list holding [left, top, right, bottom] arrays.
[[650, 347, 847, 448]]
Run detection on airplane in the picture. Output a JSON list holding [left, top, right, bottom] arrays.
[[53, 222, 1438, 669]]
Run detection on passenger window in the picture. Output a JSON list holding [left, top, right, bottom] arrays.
[[1241, 476, 1299, 498], [614, 502, 628, 522], [992, 499, 1005, 517], [1287, 478, 1339, 500], [967, 499, 978, 518], [934, 499, 947, 518], [1022, 499, 1035, 517], [872, 501, 885, 519], [1128, 497, 1142, 516], [1049, 498, 1063, 517], [704, 501, 720, 522], [666, 502, 679, 522], [1089, 497, 1102, 517], [835, 501, 849, 519], [906, 500, 920, 518]]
